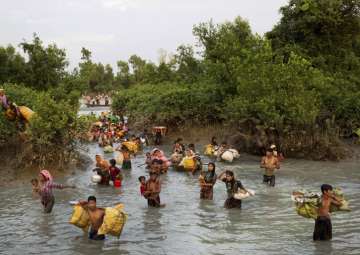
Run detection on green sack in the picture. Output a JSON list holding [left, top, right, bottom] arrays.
[[293, 188, 350, 220]]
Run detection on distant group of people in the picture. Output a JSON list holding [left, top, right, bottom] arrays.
[[84, 94, 110, 106]]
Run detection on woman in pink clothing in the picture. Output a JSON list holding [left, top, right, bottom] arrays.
[[37, 170, 75, 213], [151, 149, 170, 173]]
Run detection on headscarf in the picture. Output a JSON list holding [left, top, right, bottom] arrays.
[[40, 169, 53, 182], [151, 148, 170, 167]]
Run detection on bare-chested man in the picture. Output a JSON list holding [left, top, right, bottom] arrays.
[[313, 184, 342, 241], [260, 148, 280, 187], [80, 196, 106, 240], [144, 171, 163, 207]]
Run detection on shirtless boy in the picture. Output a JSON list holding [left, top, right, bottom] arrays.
[[144, 172, 163, 207], [313, 184, 342, 241], [80, 196, 106, 240]]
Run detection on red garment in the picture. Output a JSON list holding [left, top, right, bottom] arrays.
[[140, 184, 146, 196], [109, 166, 121, 182]]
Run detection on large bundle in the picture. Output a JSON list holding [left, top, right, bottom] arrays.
[[292, 188, 350, 219], [69, 205, 90, 232], [116, 151, 124, 165], [122, 141, 139, 154], [98, 204, 128, 237], [180, 157, 196, 171], [18, 106, 35, 122], [204, 144, 215, 156], [234, 189, 256, 200], [103, 145, 114, 153], [70, 203, 128, 238]]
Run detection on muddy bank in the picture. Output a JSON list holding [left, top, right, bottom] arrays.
[[0, 144, 92, 187], [153, 123, 359, 161]]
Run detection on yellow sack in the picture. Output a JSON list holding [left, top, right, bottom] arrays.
[[122, 141, 138, 153], [18, 106, 35, 122], [182, 157, 195, 171], [204, 144, 214, 156], [296, 202, 318, 220], [98, 204, 128, 237], [5, 108, 17, 121], [69, 205, 90, 232], [330, 187, 351, 212]]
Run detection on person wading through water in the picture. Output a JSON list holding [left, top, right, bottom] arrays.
[[199, 162, 217, 200]]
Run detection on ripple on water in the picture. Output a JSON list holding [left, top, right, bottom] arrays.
[[0, 144, 359, 255]]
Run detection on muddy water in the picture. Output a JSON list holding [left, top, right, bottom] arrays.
[[0, 143, 359, 254]]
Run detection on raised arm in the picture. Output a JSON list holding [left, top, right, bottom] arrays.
[[260, 157, 266, 168], [217, 171, 226, 181], [330, 195, 342, 207], [275, 158, 280, 169]]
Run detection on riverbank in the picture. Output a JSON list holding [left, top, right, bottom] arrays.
[[148, 123, 359, 161], [0, 145, 92, 187]]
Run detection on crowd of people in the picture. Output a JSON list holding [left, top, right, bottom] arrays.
[[84, 94, 110, 106], [29, 112, 345, 242]]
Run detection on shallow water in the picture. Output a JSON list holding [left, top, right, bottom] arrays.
[[0, 144, 359, 255]]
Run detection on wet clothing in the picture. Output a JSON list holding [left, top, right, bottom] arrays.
[[122, 159, 132, 169], [89, 228, 105, 240], [42, 195, 55, 213], [39, 181, 64, 213], [109, 166, 121, 182], [313, 216, 332, 241], [147, 195, 161, 207], [140, 184, 146, 196], [200, 172, 217, 200], [263, 175, 275, 187], [94, 168, 110, 185], [224, 197, 242, 209], [154, 132, 162, 145], [223, 179, 244, 209]]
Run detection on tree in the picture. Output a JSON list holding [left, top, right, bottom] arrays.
[[267, 0, 360, 73], [0, 45, 26, 84], [115, 60, 132, 88], [174, 45, 202, 83], [129, 55, 146, 83], [193, 17, 256, 94], [20, 34, 68, 90]]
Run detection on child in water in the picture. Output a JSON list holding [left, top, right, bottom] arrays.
[[109, 159, 122, 184], [31, 178, 40, 197], [37, 170, 75, 213], [138, 176, 147, 196], [144, 171, 164, 207], [313, 184, 342, 241]]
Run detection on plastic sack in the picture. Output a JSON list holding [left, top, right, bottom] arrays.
[[69, 205, 90, 232], [98, 204, 128, 237], [204, 144, 214, 156]]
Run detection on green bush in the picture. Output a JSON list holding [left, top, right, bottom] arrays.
[[112, 82, 223, 125]]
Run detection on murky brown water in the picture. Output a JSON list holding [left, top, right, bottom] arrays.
[[1, 110, 359, 254]]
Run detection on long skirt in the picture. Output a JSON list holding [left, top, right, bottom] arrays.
[[42, 195, 55, 213], [200, 186, 213, 200], [224, 197, 242, 209]]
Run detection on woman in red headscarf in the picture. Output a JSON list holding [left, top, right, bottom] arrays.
[[37, 170, 75, 213]]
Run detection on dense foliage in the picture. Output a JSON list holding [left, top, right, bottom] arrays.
[[112, 1, 360, 138], [1, 0, 359, 162]]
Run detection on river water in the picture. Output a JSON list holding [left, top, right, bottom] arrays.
[[0, 108, 359, 255]]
